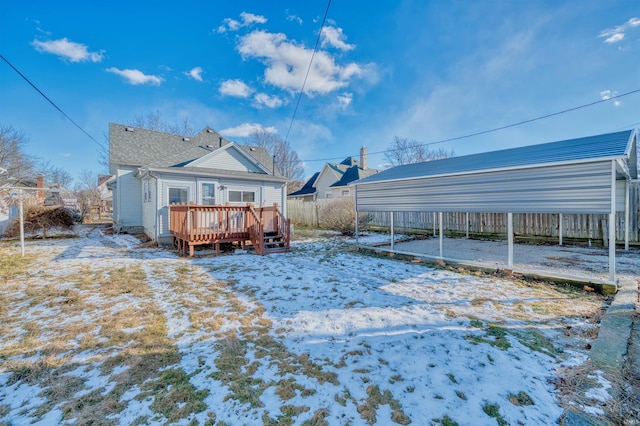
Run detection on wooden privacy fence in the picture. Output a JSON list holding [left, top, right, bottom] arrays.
[[287, 182, 639, 243]]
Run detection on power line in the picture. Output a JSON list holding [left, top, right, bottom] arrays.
[[0, 53, 105, 149], [283, 0, 332, 144], [299, 88, 640, 163]]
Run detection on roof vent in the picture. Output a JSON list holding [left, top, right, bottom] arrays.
[[206, 129, 214, 133], [125, 127, 134, 132], [183, 137, 190, 142], [206, 145, 214, 148], [249, 147, 256, 151]]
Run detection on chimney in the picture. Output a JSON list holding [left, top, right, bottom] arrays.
[[36, 174, 44, 205], [360, 146, 368, 170]]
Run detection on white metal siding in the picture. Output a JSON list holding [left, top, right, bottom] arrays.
[[116, 167, 142, 226], [315, 167, 342, 199], [158, 177, 196, 237], [261, 182, 285, 207], [141, 178, 157, 239], [192, 149, 263, 173], [357, 161, 614, 214]]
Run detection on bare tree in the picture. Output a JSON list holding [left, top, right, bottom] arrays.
[[384, 136, 453, 166], [246, 129, 305, 182], [0, 125, 37, 184], [247, 129, 304, 181], [39, 162, 73, 187], [129, 110, 195, 136], [74, 169, 102, 221]]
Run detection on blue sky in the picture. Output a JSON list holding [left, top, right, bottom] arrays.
[[1, 1, 638, 182]]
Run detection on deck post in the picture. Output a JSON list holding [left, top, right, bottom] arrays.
[[507, 212, 513, 268], [438, 212, 443, 258], [559, 213, 563, 246]]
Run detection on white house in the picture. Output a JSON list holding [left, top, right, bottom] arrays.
[[109, 123, 288, 245]]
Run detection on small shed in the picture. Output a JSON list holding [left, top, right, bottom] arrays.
[[354, 130, 638, 286]]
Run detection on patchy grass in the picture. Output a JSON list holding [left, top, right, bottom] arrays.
[[508, 391, 534, 406], [466, 324, 511, 351], [482, 402, 507, 426]]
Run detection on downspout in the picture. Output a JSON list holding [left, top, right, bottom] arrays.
[[149, 172, 159, 242]]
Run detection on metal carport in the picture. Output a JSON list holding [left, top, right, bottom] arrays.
[[354, 130, 638, 286]]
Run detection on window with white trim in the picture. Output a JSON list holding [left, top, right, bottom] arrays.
[[228, 190, 255, 203], [201, 183, 216, 205], [168, 187, 188, 205], [341, 189, 350, 197]]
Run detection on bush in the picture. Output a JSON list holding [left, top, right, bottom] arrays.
[[3, 205, 75, 238], [318, 197, 373, 236]]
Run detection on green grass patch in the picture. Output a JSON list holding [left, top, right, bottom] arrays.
[[508, 391, 534, 406], [482, 402, 508, 426], [433, 415, 459, 426]]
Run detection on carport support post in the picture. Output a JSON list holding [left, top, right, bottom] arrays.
[[433, 212, 436, 237], [558, 213, 563, 246], [390, 211, 395, 251], [438, 212, 443, 258], [465, 212, 469, 238], [624, 179, 629, 251], [609, 161, 616, 282], [507, 212, 513, 268]]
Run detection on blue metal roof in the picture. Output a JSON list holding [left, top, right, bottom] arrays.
[[357, 130, 637, 185]]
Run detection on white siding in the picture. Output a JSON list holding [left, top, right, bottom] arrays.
[[261, 182, 285, 207], [158, 176, 196, 237], [190, 148, 264, 173], [115, 167, 142, 227], [141, 177, 157, 238], [315, 166, 342, 199]]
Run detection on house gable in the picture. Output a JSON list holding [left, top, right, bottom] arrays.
[[184, 143, 269, 174]]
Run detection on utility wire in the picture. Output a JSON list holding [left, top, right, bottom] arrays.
[[0, 53, 105, 149], [283, 0, 332, 144], [300, 88, 640, 163]]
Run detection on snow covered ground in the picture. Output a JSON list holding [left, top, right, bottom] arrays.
[[0, 227, 621, 425]]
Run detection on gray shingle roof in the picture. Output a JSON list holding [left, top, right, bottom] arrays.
[[109, 123, 283, 178], [357, 130, 637, 185], [288, 172, 320, 196], [330, 166, 378, 187]]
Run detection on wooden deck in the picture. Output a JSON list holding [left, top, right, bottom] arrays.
[[169, 203, 290, 256]]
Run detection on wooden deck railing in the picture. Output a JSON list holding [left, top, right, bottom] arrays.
[[169, 203, 290, 256]]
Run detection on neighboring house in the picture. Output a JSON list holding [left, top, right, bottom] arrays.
[[109, 123, 288, 244], [98, 174, 114, 213], [288, 146, 379, 201]]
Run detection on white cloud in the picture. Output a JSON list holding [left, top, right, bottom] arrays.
[[286, 11, 303, 25], [217, 11, 267, 33], [32, 37, 104, 62], [185, 66, 204, 81], [337, 92, 353, 107], [219, 122, 277, 137], [599, 17, 640, 44], [219, 79, 254, 98], [600, 90, 622, 106], [106, 68, 163, 86], [600, 90, 614, 100], [240, 12, 267, 26], [237, 30, 363, 96], [321, 26, 355, 51], [253, 93, 284, 108]]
